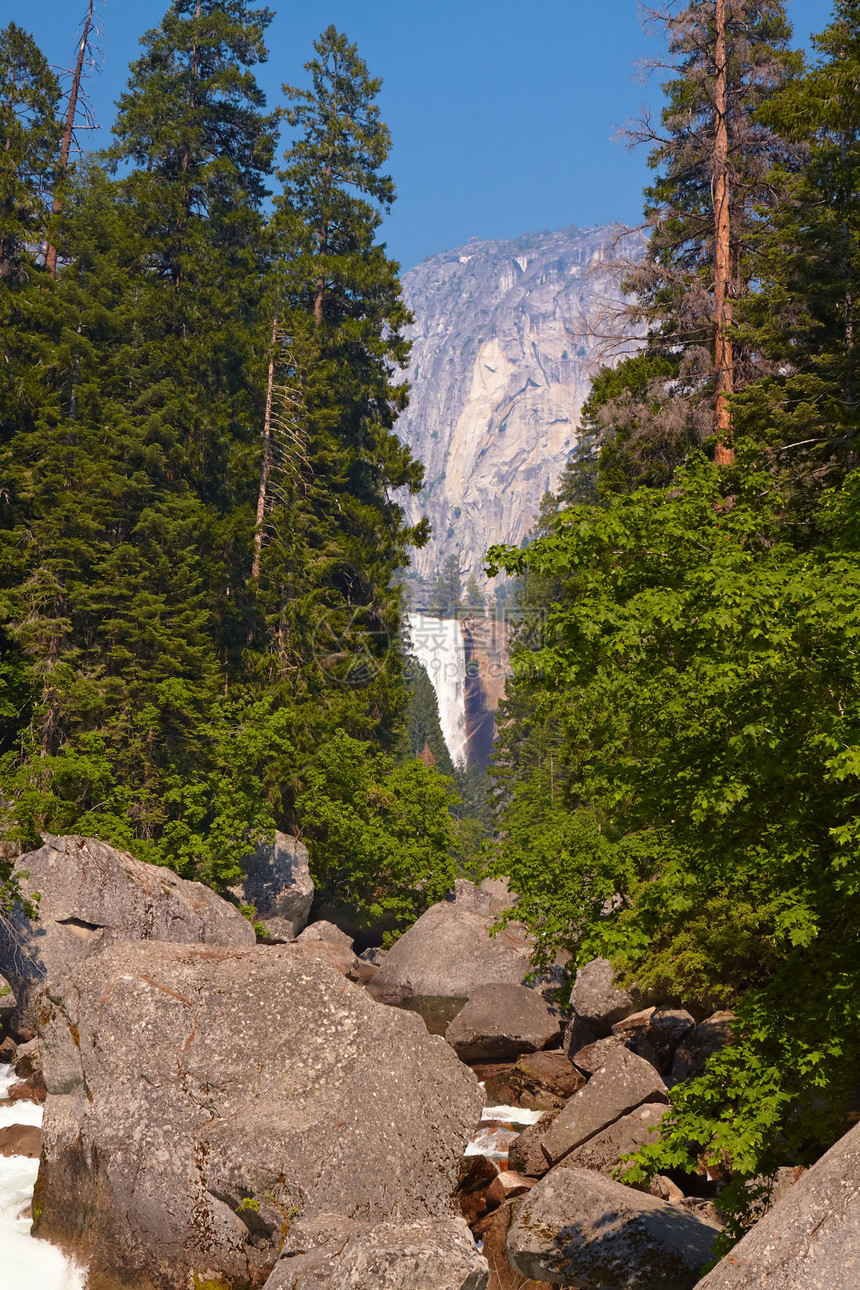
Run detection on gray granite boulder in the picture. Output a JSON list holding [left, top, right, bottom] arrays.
[[445, 983, 561, 1062], [541, 1048, 669, 1168], [507, 1167, 718, 1288], [231, 830, 314, 937], [34, 939, 483, 1290], [509, 1114, 558, 1179], [0, 834, 255, 1030], [265, 1216, 489, 1289], [570, 1034, 627, 1076], [367, 900, 533, 1032], [693, 1122, 860, 1289], [571, 958, 641, 1033], [556, 1102, 668, 1176]]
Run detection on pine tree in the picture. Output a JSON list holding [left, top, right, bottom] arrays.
[[596, 0, 800, 487], [733, 0, 860, 480], [254, 26, 427, 744], [428, 555, 462, 618]]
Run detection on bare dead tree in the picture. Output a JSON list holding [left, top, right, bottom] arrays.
[[44, 0, 103, 279]]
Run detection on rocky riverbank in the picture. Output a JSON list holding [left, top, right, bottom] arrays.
[[0, 835, 856, 1288]]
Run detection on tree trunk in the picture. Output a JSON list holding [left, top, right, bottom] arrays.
[[252, 312, 279, 580], [45, 0, 95, 279], [713, 0, 734, 464]]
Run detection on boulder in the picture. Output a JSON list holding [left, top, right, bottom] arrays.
[[0, 1122, 42, 1157], [265, 1216, 489, 1289], [515, 1051, 584, 1096], [0, 1034, 16, 1062], [693, 1121, 860, 1289], [634, 1009, 696, 1075], [507, 1167, 718, 1288], [35, 940, 483, 1290], [13, 1036, 40, 1078], [508, 1115, 558, 1179], [487, 1172, 537, 1207], [556, 1102, 668, 1176], [669, 1013, 735, 1086], [479, 1053, 585, 1113], [294, 937, 363, 981], [231, 831, 314, 937], [570, 1034, 626, 1077], [456, 1154, 501, 1226], [296, 919, 354, 948], [0, 834, 255, 1029], [449, 878, 516, 919], [570, 958, 640, 1034], [367, 901, 533, 1032], [480, 1199, 546, 1290], [540, 1049, 669, 1168], [446, 984, 562, 1062]]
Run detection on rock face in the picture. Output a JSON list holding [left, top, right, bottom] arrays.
[[232, 830, 314, 938], [540, 1049, 669, 1168], [398, 226, 643, 589], [694, 1120, 860, 1289], [571, 958, 641, 1034], [35, 939, 484, 1290], [267, 1216, 489, 1290], [507, 1168, 718, 1289], [367, 900, 533, 1031], [445, 983, 561, 1062], [0, 834, 255, 1029], [556, 1102, 668, 1176]]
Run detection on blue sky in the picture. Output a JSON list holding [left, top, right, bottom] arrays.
[[22, 0, 833, 268]]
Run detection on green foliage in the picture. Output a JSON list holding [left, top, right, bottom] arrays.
[[487, 451, 860, 1232], [295, 729, 458, 941]]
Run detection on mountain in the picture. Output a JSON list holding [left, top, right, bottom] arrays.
[[397, 224, 642, 597]]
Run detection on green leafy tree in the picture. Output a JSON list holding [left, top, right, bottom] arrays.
[[296, 728, 458, 940], [487, 449, 860, 1242], [733, 0, 860, 482]]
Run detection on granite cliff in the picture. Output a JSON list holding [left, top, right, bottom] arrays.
[[398, 224, 642, 594]]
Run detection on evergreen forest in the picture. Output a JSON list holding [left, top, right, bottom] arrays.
[[0, 2, 465, 939], [2, 0, 860, 1254]]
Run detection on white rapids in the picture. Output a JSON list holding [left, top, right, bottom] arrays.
[[0, 1065, 85, 1289], [406, 613, 469, 766]]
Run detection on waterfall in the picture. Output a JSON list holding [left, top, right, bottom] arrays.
[[0, 1066, 85, 1288], [406, 613, 468, 766]]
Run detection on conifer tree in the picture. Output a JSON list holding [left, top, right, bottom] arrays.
[[595, 0, 799, 487], [256, 27, 426, 741], [734, 0, 860, 478]]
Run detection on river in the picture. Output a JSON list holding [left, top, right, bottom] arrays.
[[0, 1065, 85, 1288]]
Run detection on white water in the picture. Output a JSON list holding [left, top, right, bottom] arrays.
[[406, 613, 469, 766], [0, 1066, 85, 1289]]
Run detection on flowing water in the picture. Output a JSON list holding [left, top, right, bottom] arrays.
[[406, 613, 468, 765], [0, 1065, 85, 1289]]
